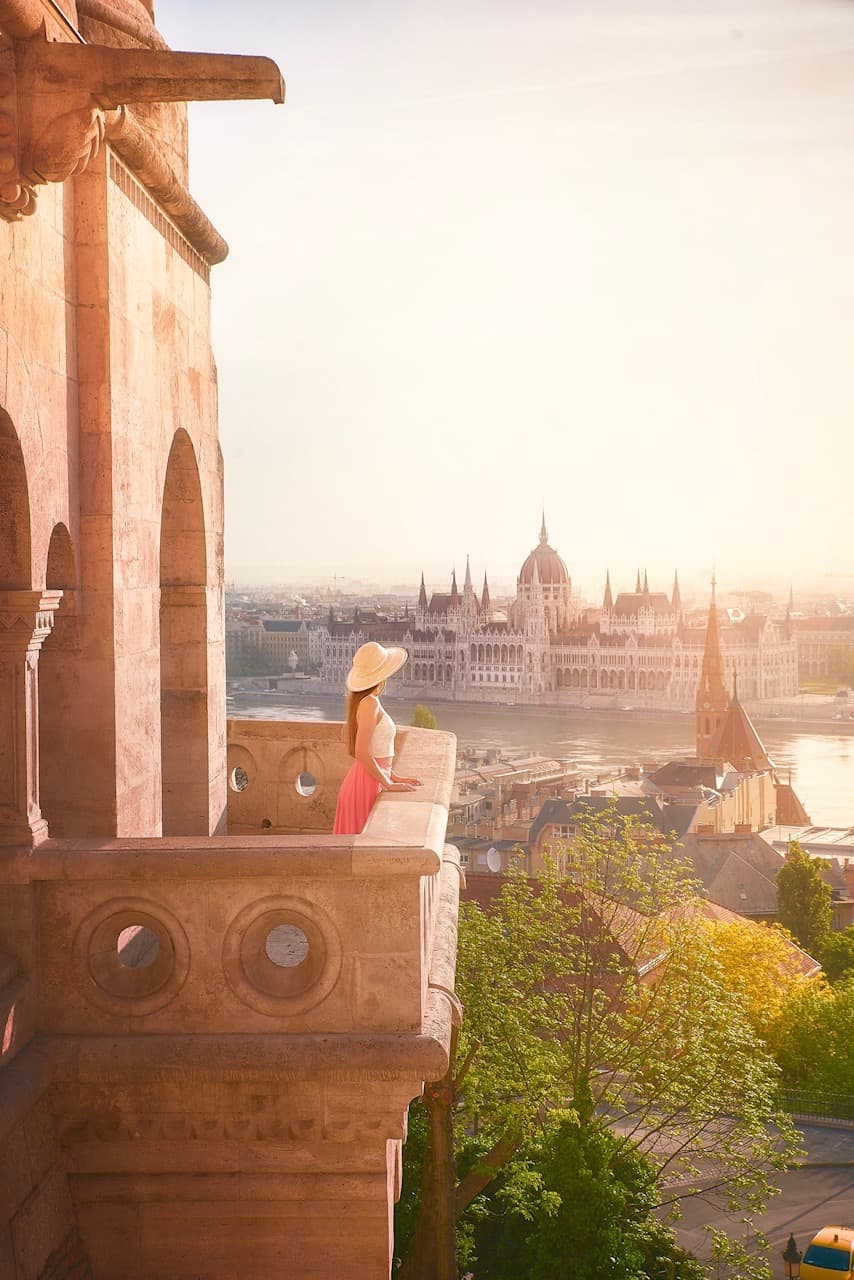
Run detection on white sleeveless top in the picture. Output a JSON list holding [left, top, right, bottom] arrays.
[[371, 702, 396, 759]]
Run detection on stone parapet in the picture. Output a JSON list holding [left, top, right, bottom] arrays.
[[0, 722, 460, 1278]]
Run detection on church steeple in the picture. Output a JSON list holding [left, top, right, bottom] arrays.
[[603, 569, 613, 611], [635, 569, 642, 593], [481, 572, 491, 616], [450, 569, 460, 606], [539, 509, 548, 546], [671, 569, 682, 616], [696, 573, 729, 759], [418, 572, 427, 610], [642, 569, 650, 598], [464, 555, 473, 592]]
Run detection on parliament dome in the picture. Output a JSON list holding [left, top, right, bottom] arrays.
[[518, 517, 570, 586]]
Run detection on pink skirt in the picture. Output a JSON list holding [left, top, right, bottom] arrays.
[[333, 760, 384, 835]]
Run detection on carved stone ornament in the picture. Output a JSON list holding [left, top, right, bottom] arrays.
[[27, 103, 106, 184], [0, 20, 283, 223]]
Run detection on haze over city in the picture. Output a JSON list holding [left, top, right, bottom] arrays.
[[158, 0, 854, 595]]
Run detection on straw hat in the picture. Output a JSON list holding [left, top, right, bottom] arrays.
[[346, 642, 408, 692]]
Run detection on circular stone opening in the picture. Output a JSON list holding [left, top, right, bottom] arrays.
[[229, 766, 249, 792], [295, 771, 317, 798], [116, 924, 160, 969], [265, 924, 309, 968]]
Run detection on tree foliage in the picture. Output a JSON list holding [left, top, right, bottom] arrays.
[[701, 917, 819, 1038], [776, 841, 832, 954], [398, 809, 797, 1279], [818, 926, 854, 983], [769, 975, 854, 1098], [410, 704, 438, 730]]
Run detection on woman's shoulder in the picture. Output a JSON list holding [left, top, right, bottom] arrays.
[[356, 693, 380, 719]]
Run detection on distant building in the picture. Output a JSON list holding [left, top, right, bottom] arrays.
[[316, 517, 798, 707], [520, 589, 821, 924], [794, 614, 854, 680]]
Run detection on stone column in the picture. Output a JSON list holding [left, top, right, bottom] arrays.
[[0, 590, 62, 847]]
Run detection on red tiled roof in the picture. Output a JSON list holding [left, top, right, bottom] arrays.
[[711, 698, 774, 773]]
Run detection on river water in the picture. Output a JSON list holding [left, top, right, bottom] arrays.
[[229, 693, 854, 827]]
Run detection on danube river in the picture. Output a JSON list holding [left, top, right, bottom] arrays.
[[229, 693, 854, 827]]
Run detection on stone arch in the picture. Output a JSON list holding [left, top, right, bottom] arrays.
[[159, 430, 210, 835], [618, 669, 626, 690], [590, 669, 598, 690], [0, 408, 32, 589]]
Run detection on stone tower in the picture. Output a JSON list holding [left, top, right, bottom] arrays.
[[0, 8, 460, 1280], [696, 576, 729, 758]]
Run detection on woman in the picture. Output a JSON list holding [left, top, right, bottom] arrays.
[[333, 641, 422, 835]]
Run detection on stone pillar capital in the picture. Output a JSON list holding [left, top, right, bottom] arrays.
[[0, 589, 63, 651]]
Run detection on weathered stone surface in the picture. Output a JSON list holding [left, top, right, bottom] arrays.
[[0, 7, 457, 1276]]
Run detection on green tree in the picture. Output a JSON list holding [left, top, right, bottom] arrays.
[[410, 704, 437, 729], [776, 840, 832, 955], [818, 926, 854, 983], [398, 811, 796, 1280], [769, 975, 854, 1101]]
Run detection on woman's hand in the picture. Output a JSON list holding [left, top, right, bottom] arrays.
[[390, 773, 422, 787], [383, 780, 419, 792]]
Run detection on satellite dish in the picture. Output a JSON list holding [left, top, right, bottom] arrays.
[[486, 847, 501, 873]]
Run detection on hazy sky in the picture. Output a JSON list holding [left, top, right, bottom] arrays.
[[160, 0, 854, 599]]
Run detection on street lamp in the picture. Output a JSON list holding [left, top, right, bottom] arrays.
[[782, 1234, 802, 1279]]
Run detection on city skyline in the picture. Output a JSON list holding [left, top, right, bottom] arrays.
[[161, 0, 854, 587]]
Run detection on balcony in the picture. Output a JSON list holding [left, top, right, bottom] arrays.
[[0, 720, 460, 1279]]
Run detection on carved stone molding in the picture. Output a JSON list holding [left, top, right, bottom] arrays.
[[27, 103, 106, 184], [0, 22, 283, 246]]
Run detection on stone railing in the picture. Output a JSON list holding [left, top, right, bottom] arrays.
[[1, 722, 460, 1278], [5, 722, 458, 1040]]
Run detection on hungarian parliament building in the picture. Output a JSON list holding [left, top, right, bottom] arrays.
[[315, 519, 798, 708]]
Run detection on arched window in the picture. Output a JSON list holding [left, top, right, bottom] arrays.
[[160, 430, 210, 835], [38, 523, 82, 836]]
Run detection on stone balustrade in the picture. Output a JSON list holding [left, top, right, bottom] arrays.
[[0, 720, 461, 1278]]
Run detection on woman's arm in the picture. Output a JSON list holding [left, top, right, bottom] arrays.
[[354, 698, 416, 792]]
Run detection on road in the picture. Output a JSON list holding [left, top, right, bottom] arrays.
[[672, 1125, 853, 1277]]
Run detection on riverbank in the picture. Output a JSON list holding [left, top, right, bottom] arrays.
[[227, 681, 854, 736]]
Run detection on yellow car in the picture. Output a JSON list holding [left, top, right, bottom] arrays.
[[801, 1227, 854, 1279]]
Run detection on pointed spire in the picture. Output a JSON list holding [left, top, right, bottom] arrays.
[[787, 583, 794, 614], [671, 569, 682, 614], [464, 555, 473, 592], [450, 568, 460, 605], [696, 572, 729, 759], [642, 569, 650, 597], [603, 570, 613, 610], [635, 569, 642, 594], [418, 572, 427, 609], [539, 509, 548, 546], [481, 572, 491, 614]]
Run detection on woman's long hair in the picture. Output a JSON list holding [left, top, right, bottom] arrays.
[[344, 684, 380, 757]]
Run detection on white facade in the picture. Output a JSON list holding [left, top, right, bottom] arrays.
[[317, 525, 798, 707]]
